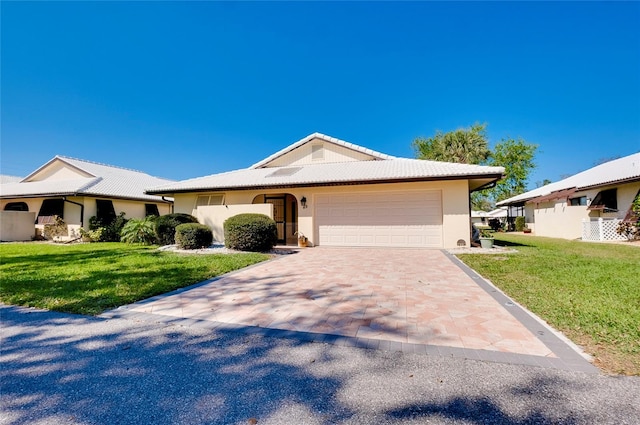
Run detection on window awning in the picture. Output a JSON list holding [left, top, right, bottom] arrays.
[[587, 188, 618, 212], [528, 188, 576, 204]]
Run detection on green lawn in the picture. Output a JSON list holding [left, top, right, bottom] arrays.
[[0, 242, 269, 315], [457, 233, 640, 375]]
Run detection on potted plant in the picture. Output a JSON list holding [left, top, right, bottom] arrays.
[[523, 225, 532, 234], [295, 231, 308, 248], [479, 229, 495, 249]]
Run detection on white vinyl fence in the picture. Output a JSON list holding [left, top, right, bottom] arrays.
[[581, 218, 625, 241]]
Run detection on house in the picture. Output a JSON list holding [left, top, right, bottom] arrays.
[[0, 156, 174, 241], [471, 210, 489, 225], [147, 133, 504, 248], [497, 152, 640, 241]]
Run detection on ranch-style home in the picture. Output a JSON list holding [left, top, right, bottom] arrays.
[[147, 133, 504, 249], [497, 152, 640, 241], [0, 156, 174, 241]]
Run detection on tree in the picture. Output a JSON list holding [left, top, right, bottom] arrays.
[[413, 123, 491, 165], [489, 138, 538, 203], [413, 124, 538, 208]]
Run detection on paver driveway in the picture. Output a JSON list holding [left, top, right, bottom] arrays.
[[124, 248, 556, 358]]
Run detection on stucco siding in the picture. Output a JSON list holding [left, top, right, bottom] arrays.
[[265, 138, 375, 168], [0, 211, 36, 241], [532, 200, 590, 239], [197, 204, 273, 242], [172, 180, 472, 248], [27, 161, 92, 181]]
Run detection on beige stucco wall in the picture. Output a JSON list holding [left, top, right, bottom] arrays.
[[528, 181, 639, 239], [26, 160, 92, 181], [1, 197, 171, 241], [532, 200, 590, 239], [266, 138, 375, 167], [0, 211, 36, 241], [197, 204, 273, 242], [172, 180, 472, 248]]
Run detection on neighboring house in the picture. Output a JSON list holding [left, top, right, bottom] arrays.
[[497, 152, 640, 241], [147, 133, 504, 249], [471, 210, 489, 225], [0, 156, 174, 241]]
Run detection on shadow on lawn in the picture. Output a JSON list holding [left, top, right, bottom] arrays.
[[2, 305, 629, 425]]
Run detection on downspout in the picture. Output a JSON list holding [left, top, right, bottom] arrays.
[[162, 196, 173, 214], [63, 197, 85, 227]]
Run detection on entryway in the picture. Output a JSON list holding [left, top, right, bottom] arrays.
[[253, 193, 298, 245]]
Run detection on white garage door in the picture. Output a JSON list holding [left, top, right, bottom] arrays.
[[315, 190, 443, 248]]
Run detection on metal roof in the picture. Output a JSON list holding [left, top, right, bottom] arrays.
[[1, 156, 174, 202], [497, 152, 640, 206], [148, 157, 504, 194]]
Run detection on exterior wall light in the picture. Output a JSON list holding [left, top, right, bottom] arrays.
[[300, 196, 307, 209]]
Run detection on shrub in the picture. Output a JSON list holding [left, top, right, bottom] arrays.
[[89, 212, 128, 242], [43, 216, 68, 240], [155, 213, 199, 246], [80, 227, 103, 242], [175, 223, 213, 250], [121, 217, 158, 245], [515, 216, 526, 232], [224, 213, 277, 252]]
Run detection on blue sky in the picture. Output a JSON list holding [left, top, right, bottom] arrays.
[[2, 1, 639, 189]]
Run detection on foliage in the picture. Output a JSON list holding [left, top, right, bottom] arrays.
[[155, 213, 199, 246], [175, 223, 213, 250], [457, 233, 640, 375], [42, 216, 68, 240], [514, 216, 526, 232], [413, 123, 538, 209], [489, 138, 538, 203], [479, 228, 494, 238], [413, 122, 491, 165], [224, 213, 278, 252], [89, 212, 128, 242], [616, 192, 640, 240], [0, 243, 269, 315], [79, 227, 104, 242], [120, 216, 158, 245]]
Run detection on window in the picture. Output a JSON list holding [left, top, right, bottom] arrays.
[[145, 204, 160, 217], [4, 202, 28, 212], [38, 199, 64, 219], [569, 196, 587, 206], [587, 189, 617, 212], [311, 144, 324, 160], [96, 199, 116, 224], [195, 194, 224, 207]]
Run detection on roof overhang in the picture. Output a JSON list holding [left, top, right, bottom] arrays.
[[147, 173, 505, 196], [527, 187, 577, 204]]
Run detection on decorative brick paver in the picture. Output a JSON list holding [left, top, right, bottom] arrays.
[[128, 248, 555, 357]]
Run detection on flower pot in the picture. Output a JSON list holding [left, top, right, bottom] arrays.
[[297, 238, 308, 248], [479, 237, 494, 249]]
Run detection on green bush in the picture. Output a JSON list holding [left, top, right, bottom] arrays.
[[515, 216, 526, 232], [89, 212, 128, 242], [155, 213, 199, 245], [121, 217, 158, 245], [224, 213, 277, 252], [175, 223, 213, 250]]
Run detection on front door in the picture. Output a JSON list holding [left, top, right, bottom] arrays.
[[265, 196, 286, 244]]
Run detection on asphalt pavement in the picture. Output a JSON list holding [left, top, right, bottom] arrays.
[[1, 304, 639, 425]]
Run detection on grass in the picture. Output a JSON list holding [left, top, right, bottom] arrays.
[[457, 233, 640, 375], [0, 242, 269, 316]]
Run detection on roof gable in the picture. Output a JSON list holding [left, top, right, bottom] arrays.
[[2, 155, 175, 202], [250, 133, 395, 169], [23, 156, 95, 182]]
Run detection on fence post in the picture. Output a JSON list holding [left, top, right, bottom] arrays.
[[598, 218, 604, 241]]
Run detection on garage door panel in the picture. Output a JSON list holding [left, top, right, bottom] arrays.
[[316, 191, 443, 248]]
